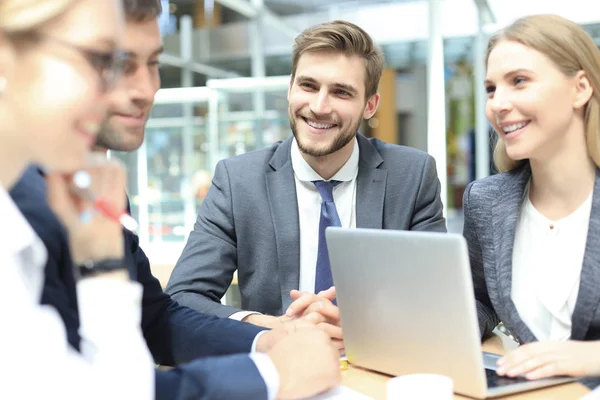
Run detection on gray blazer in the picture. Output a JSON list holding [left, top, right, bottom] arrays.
[[166, 134, 447, 317], [463, 164, 600, 387]]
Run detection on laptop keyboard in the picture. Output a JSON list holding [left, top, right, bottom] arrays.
[[485, 368, 531, 388]]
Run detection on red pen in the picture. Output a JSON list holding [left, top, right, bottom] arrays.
[[72, 170, 139, 233]]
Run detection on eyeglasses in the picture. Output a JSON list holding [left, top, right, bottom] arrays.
[[36, 34, 129, 92]]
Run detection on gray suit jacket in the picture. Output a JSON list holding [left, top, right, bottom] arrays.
[[166, 134, 446, 317], [463, 164, 600, 388]]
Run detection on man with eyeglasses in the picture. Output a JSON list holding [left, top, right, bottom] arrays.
[[10, 1, 341, 399]]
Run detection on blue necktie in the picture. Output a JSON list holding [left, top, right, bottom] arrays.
[[313, 180, 342, 298]]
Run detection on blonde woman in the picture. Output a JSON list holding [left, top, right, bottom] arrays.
[[0, 0, 153, 398], [463, 14, 600, 387]]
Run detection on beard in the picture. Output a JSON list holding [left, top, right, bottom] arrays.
[[289, 107, 360, 157], [94, 116, 146, 152]]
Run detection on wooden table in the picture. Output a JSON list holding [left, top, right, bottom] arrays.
[[341, 333, 591, 399]]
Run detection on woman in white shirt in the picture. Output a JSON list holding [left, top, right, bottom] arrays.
[[0, 0, 152, 399], [462, 14, 600, 386]]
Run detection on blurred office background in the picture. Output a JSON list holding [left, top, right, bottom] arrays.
[[110, 0, 600, 287]]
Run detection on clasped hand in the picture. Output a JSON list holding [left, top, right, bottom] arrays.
[[284, 287, 344, 354]]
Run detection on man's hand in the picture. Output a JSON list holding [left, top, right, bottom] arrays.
[[286, 287, 337, 317], [497, 340, 600, 380], [254, 317, 319, 353], [285, 287, 344, 353], [267, 328, 341, 399], [242, 314, 291, 329]]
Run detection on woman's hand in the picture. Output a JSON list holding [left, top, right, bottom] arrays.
[[47, 158, 126, 267], [497, 340, 600, 380]]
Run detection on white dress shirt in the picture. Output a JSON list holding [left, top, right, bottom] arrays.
[[228, 139, 359, 399], [512, 184, 592, 341], [230, 137, 358, 315], [0, 185, 154, 399], [292, 138, 359, 293]]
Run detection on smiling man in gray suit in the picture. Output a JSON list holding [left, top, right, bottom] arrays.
[[166, 20, 446, 344]]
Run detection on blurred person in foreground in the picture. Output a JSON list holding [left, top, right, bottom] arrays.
[[9, 1, 341, 399], [0, 0, 154, 398]]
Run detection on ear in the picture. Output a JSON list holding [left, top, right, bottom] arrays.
[[573, 70, 593, 110], [363, 93, 380, 119]]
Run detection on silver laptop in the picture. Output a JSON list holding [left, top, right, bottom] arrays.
[[326, 228, 574, 399]]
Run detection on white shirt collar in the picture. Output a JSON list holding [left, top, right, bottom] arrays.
[[291, 136, 360, 182]]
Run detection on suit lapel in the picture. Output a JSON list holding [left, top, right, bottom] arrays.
[[571, 170, 600, 340], [355, 135, 387, 229], [265, 138, 301, 308], [491, 164, 536, 343]]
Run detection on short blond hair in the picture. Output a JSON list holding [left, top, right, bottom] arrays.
[[291, 20, 385, 99], [486, 14, 600, 172], [0, 0, 74, 34]]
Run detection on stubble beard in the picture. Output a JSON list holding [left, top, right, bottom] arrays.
[[289, 108, 360, 158]]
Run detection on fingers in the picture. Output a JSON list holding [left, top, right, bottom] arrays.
[[317, 322, 343, 341], [47, 172, 84, 228], [85, 160, 127, 209], [290, 289, 304, 300], [303, 312, 327, 325], [49, 161, 127, 264], [318, 287, 336, 301], [304, 300, 340, 323], [289, 287, 335, 302], [497, 342, 544, 373], [523, 363, 560, 380], [286, 293, 320, 317], [49, 159, 127, 226], [288, 318, 320, 332], [499, 354, 551, 377], [497, 341, 571, 379]]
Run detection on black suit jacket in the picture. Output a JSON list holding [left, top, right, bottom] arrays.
[[11, 166, 270, 400]]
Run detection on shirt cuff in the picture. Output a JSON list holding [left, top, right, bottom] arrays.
[[77, 279, 144, 343], [249, 352, 279, 400], [251, 330, 269, 353], [229, 310, 261, 321]]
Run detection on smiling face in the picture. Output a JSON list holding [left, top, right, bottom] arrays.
[[484, 40, 587, 163], [97, 17, 162, 152], [288, 51, 379, 158], [1, 0, 124, 173]]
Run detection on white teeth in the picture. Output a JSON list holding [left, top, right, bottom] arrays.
[[305, 119, 336, 129], [82, 121, 101, 135], [502, 122, 529, 133]]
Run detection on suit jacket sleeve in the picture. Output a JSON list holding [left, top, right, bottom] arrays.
[[410, 155, 447, 232], [463, 181, 499, 339], [126, 228, 266, 366], [165, 160, 245, 318], [154, 354, 268, 400]]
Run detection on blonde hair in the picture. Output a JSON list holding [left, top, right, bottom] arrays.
[[291, 20, 385, 99], [486, 14, 600, 172], [0, 0, 74, 34]]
